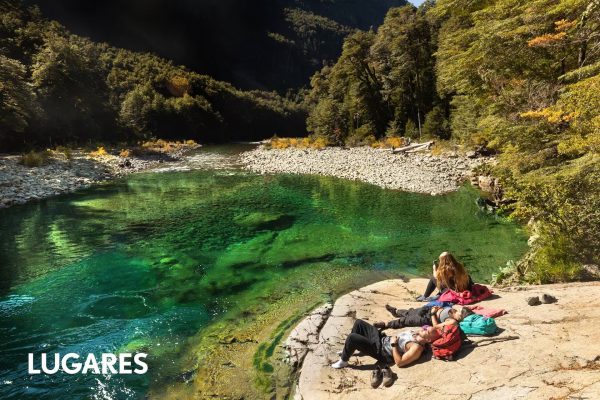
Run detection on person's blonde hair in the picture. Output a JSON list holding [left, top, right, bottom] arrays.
[[435, 252, 470, 292]]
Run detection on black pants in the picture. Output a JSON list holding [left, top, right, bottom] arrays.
[[386, 306, 432, 329], [422, 275, 475, 297], [341, 319, 386, 363]]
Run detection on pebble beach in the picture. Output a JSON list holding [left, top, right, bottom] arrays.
[[241, 146, 482, 195]]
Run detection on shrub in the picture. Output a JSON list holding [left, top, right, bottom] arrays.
[[53, 146, 73, 160], [19, 150, 50, 167], [119, 149, 131, 158], [310, 137, 328, 149], [404, 120, 419, 139], [89, 146, 108, 157]]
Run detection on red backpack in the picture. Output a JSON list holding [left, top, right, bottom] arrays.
[[431, 325, 462, 360]]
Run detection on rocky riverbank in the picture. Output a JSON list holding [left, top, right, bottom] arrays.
[[0, 145, 198, 209], [240, 146, 483, 194], [287, 278, 600, 400]]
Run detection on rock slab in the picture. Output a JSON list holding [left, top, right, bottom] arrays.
[[290, 278, 600, 400]]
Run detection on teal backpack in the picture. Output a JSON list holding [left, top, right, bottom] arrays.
[[460, 314, 497, 335]]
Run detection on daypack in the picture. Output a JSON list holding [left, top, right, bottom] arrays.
[[431, 324, 462, 361], [438, 284, 493, 305], [460, 314, 497, 335]]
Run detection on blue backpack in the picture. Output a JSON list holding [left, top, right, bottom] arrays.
[[460, 314, 497, 335]]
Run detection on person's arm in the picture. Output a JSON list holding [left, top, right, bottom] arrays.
[[433, 318, 457, 328], [430, 306, 440, 326], [391, 339, 423, 367]]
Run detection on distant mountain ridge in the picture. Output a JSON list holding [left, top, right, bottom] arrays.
[[26, 0, 407, 91]]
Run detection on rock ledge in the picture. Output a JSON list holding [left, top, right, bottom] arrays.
[[289, 278, 600, 400]]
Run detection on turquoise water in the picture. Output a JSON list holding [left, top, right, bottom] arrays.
[[0, 148, 528, 399]]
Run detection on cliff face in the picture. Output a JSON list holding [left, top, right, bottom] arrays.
[[291, 278, 600, 399], [27, 0, 408, 91]]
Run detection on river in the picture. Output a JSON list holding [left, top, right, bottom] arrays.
[[0, 145, 527, 399]]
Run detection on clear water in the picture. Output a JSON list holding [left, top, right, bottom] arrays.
[[0, 147, 528, 399]]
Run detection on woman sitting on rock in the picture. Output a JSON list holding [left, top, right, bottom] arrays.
[[416, 251, 474, 301], [331, 319, 441, 388]]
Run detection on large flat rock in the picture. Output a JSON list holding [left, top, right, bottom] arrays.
[[292, 278, 600, 399]]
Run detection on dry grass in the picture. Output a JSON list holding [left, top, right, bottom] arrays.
[[19, 150, 50, 167], [370, 136, 408, 149], [89, 146, 108, 158], [140, 139, 198, 153], [430, 141, 461, 156], [267, 137, 328, 150]]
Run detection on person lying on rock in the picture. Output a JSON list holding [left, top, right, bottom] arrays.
[[331, 319, 441, 388], [375, 304, 472, 330], [416, 251, 474, 301]]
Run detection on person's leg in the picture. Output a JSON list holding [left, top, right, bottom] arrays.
[[341, 333, 380, 361], [405, 306, 432, 326], [333, 320, 381, 368], [385, 304, 408, 318], [422, 277, 437, 298], [467, 275, 474, 290]]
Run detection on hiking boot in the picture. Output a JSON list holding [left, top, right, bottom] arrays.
[[527, 296, 541, 306], [541, 294, 557, 304], [382, 367, 394, 387], [373, 321, 386, 329], [371, 367, 383, 388], [385, 304, 398, 316]]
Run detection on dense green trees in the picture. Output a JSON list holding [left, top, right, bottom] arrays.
[[428, 0, 599, 279], [0, 0, 306, 151], [306, 5, 443, 144], [308, 0, 599, 279], [0, 55, 39, 142]]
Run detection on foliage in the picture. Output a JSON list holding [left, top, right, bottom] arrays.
[[371, 135, 407, 148], [425, 0, 600, 280], [0, 0, 307, 151], [267, 136, 329, 149], [0, 55, 40, 148], [422, 105, 450, 139], [306, 5, 439, 143], [19, 150, 49, 167], [89, 146, 108, 158], [308, 0, 600, 280]]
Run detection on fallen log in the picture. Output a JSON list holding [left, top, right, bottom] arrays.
[[391, 141, 434, 153]]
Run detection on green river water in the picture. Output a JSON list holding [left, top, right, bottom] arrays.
[[0, 146, 528, 399]]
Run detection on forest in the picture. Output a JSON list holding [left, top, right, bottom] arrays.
[[26, 0, 408, 90], [306, 0, 599, 282], [0, 0, 308, 150]]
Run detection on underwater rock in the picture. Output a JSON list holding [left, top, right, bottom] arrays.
[[233, 211, 295, 231]]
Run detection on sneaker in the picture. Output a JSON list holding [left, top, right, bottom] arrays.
[[331, 359, 348, 369], [385, 304, 398, 316], [371, 367, 383, 388], [382, 367, 394, 387], [415, 295, 427, 302], [541, 294, 557, 304], [527, 296, 541, 306], [373, 321, 386, 329]]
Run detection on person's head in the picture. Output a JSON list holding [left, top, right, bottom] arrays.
[[435, 251, 470, 292], [416, 326, 442, 343], [450, 306, 473, 321]]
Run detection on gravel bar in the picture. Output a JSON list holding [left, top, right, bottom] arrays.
[[240, 146, 482, 195]]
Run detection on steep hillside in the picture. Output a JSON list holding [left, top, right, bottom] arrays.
[[25, 0, 407, 90], [0, 0, 307, 150]]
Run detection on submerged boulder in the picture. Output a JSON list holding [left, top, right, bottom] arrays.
[[233, 211, 295, 231]]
